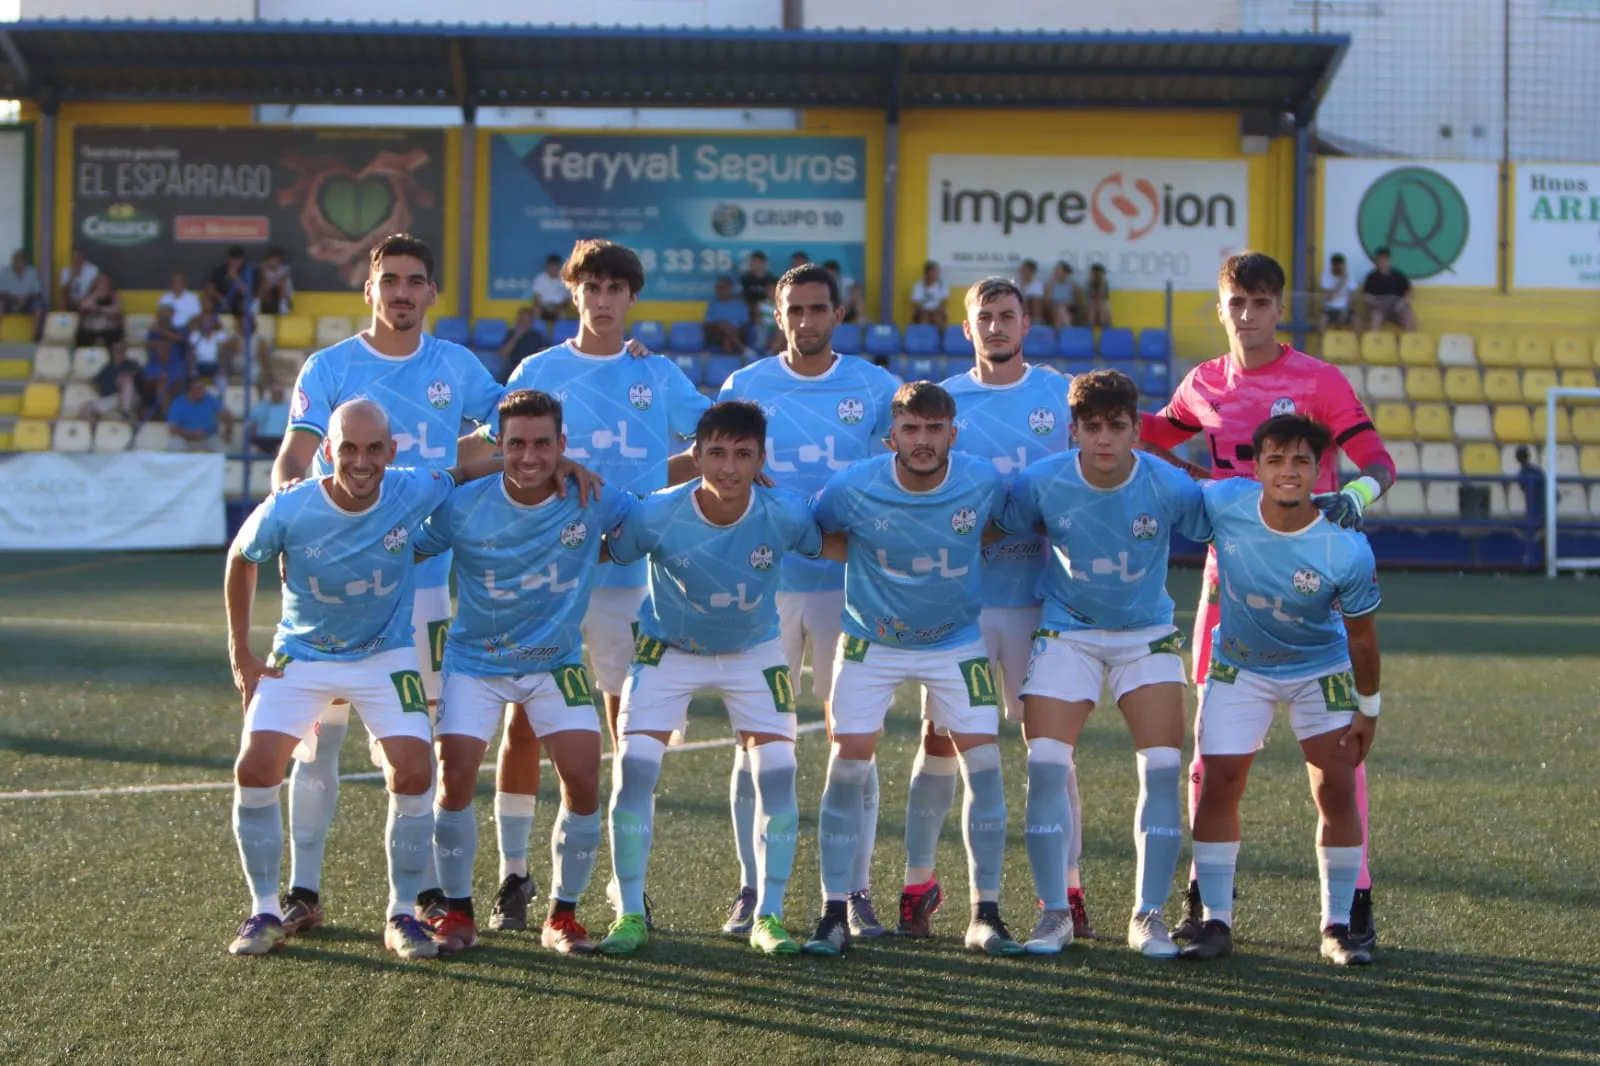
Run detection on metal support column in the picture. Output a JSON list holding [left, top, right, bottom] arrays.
[[458, 116, 477, 323], [1290, 112, 1312, 353], [37, 103, 55, 310]]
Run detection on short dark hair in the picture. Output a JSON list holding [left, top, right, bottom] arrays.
[[499, 388, 563, 432], [1068, 369, 1139, 424], [1021, 258, 1038, 271], [891, 381, 956, 422], [227, 246, 245, 259], [1374, 246, 1393, 258], [1331, 253, 1346, 264], [545, 253, 562, 265], [792, 250, 809, 260], [776, 263, 839, 307], [749, 250, 767, 262], [1253, 414, 1332, 462], [922, 259, 939, 273], [370, 233, 435, 281], [822, 259, 841, 271], [695, 400, 766, 448], [964, 276, 1025, 313], [1218, 251, 1286, 297], [562, 239, 645, 295]]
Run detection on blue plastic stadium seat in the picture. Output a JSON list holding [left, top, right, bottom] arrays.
[[667, 321, 706, 354], [1137, 361, 1171, 398], [552, 320, 582, 346], [671, 353, 703, 386], [1137, 328, 1172, 361], [1023, 325, 1057, 359], [892, 355, 940, 382], [1059, 327, 1095, 361], [1099, 327, 1136, 361], [864, 324, 901, 359], [434, 316, 470, 346], [705, 354, 743, 388], [903, 324, 941, 356], [942, 325, 974, 358], [833, 322, 863, 356], [631, 320, 666, 352], [1064, 360, 1098, 379], [472, 318, 509, 349]]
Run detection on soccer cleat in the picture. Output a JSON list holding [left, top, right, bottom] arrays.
[[541, 912, 599, 956], [280, 890, 324, 937], [1128, 910, 1180, 958], [965, 913, 1025, 956], [415, 892, 450, 932], [1068, 888, 1098, 940], [1171, 880, 1204, 942], [1179, 919, 1234, 961], [1349, 888, 1377, 951], [431, 910, 479, 954], [489, 874, 536, 932], [1022, 909, 1075, 955], [606, 880, 656, 931], [227, 914, 286, 956], [848, 891, 885, 938], [598, 913, 650, 956], [1320, 924, 1372, 966], [801, 911, 852, 956], [722, 886, 758, 936], [894, 880, 943, 939], [385, 915, 441, 960], [749, 914, 801, 955]]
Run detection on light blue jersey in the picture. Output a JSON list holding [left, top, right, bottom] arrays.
[[290, 332, 503, 589], [1001, 451, 1211, 632], [718, 353, 900, 593], [1204, 478, 1381, 678], [941, 364, 1074, 608], [813, 451, 1005, 650], [414, 478, 636, 677], [235, 467, 455, 662], [608, 483, 823, 655], [502, 342, 711, 588]]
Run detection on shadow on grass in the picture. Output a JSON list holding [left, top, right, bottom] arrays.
[[0, 731, 235, 772]]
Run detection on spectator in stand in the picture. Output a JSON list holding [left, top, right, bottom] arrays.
[[740, 251, 775, 325], [823, 259, 864, 323], [1016, 258, 1045, 321], [247, 381, 292, 455], [704, 275, 751, 355], [58, 248, 99, 312], [78, 342, 144, 425], [189, 311, 240, 385], [74, 274, 125, 347], [498, 308, 545, 383], [1044, 261, 1085, 328], [910, 260, 949, 328], [207, 246, 252, 318], [790, 250, 809, 270], [166, 376, 233, 452], [1515, 445, 1545, 529], [1086, 263, 1113, 327], [0, 250, 44, 338], [1321, 253, 1354, 331], [1362, 246, 1418, 332], [159, 273, 204, 333], [530, 254, 572, 326], [145, 305, 188, 407], [256, 247, 293, 314]]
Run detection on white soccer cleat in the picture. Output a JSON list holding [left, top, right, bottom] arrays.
[[1128, 909, 1180, 958], [1022, 909, 1075, 955]]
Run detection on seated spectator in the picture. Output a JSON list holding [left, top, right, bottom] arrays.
[[1086, 263, 1112, 328], [145, 305, 188, 405], [704, 276, 752, 355], [530, 254, 572, 326], [1016, 259, 1045, 321], [58, 247, 99, 311], [0, 250, 44, 338], [500, 308, 546, 380], [911, 260, 949, 328], [256, 247, 293, 314], [207, 246, 252, 318], [740, 251, 775, 326], [789, 251, 809, 270], [188, 312, 241, 385], [1515, 445, 1545, 529], [78, 342, 144, 425], [166, 376, 234, 453], [158, 273, 203, 332], [823, 260, 864, 323], [1362, 246, 1418, 332], [1044, 261, 1085, 328], [74, 274, 125, 347], [248, 381, 292, 454], [1321, 253, 1354, 331]]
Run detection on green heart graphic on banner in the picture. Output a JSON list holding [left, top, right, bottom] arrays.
[[319, 177, 395, 239]]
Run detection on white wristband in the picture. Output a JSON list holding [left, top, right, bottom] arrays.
[[1357, 693, 1381, 719]]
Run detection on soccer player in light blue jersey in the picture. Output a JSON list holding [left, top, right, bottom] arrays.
[[1181, 415, 1382, 967], [716, 262, 900, 939], [999, 370, 1211, 956], [224, 400, 492, 960], [803, 381, 1022, 958], [270, 234, 505, 934], [599, 402, 824, 957], [415, 389, 635, 957]]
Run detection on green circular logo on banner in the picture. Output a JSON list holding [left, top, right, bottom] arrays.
[[1355, 167, 1470, 280]]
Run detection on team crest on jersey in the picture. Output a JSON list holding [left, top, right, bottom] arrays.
[[290, 387, 309, 419], [427, 380, 453, 409], [628, 383, 654, 410], [1270, 397, 1297, 417], [1292, 568, 1323, 595], [951, 507, 978, 535], [559, 521, 588, 549], [749, 544, 775, 570], [1028, 408, 1057, 435], [837, 398, 865, 425], [383, 525, 409, 554], [1132, 513, 1160, 540]]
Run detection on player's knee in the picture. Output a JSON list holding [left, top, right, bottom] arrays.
[[560, 774, 600, 816], [234, 751, 284, 790], [438, 763, 477, 810]]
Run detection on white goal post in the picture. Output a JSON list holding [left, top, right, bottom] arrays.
[[1545, 386, 1600, 578]]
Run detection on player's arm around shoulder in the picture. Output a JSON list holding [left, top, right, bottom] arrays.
[[1158, 456, 1215, 543], [769, 485, 826, 560], [603, 490, 658, 567]]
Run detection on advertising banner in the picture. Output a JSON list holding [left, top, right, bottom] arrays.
[[1512, 163, 1600, 289], [72, 127, 447, 292], [1320, 159, 1500, 288], [0, 452, 225, 550], [487, 133, 868, 302], [924, 155, 1250, 291]]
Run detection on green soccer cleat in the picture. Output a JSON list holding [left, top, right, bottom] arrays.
[[599, 913, 650, 956], [749, 914, 801, 955]]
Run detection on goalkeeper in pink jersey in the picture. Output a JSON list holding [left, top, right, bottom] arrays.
[[1140, 252, 1396, 950]]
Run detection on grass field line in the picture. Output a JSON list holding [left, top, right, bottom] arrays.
[[0, 720, 829, 803]]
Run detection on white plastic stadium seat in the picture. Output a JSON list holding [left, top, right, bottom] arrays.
[[1364, 366, 1405, 402], [72, 346, 109, 380], [1424, 481, 1459, 517], [1551, 444, 1580, 476], [52, 419, 92, 453], [92, 420, 133, 452], [1437, 333, 1477, 366], [124, 346, 148, 368], [1419, 443, 1460, 475], [1557, 485, 1587, 517], [1337, 365, 1364, 400], [315, 316, 354, 348], [32, 345, 71, 381], [125, 313, 153, 340], [1590, 485, 1600, 518], [133, 421, 170, 451], [253, 315, 278, 346], [1488, 484, 1510, 517], [224, 385, 248, 419], [1383, 481, 1427, 515], [1387, 441, 1420, 476], [41, 312, 77, 344], [1453, 405, 1493, 442], [60, 382, 97, 416]]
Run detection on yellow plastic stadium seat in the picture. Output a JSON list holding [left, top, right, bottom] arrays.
[[315, 316, 354, 348], [1574, 408, 1600, 444], [0, 315, 33, 342], [1374, 402, 1415, 439], [32, 345, 71, 381], [1405, 367, 1444, 402], [1559, 370, 1599, 401], [13, 419, 51, 451], [0, 358, 28, 380], [1554, 337, 1590, 368], [19, 382, 61, 419], [1360, 331, 1400, 365], [1579, 445, 1600, 477], [1594, 336, 1600, 368], [1399, 332, 1437, 365], [1516, 336, 1555, 368], [1321, 331, 1358, 364], [1482, 369, 1522, 404], [0, 431, 10, 450], [1461, 442, 1501, 476], [1492, 405, 1537, 444], [1413, 403, 1453, 442], [1443, 367, 1485, 403], [276, 315, 315, 349], [0, 393, 19, 415], [1522, 369, 1559, 405], [1477, 336, 1517, 367], [1533, 406, 1573, 444]]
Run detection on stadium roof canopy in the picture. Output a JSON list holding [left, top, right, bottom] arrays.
[[0, 21, 1349, 117]]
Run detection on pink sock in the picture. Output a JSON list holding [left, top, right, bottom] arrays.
[[1355, 761, 1372, 890]]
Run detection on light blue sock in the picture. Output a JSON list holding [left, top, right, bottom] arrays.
[[730, 747, 759, 891], [903, 750, 958, 885], [433, 803, 477, 902], [608, 735, 664, 916], [551, 805, 602, 903], [234, 785, 284, 918], [287, 718, 345, 894], [851, 757, 880, 894], [495, 792, 537, 880], [418, 779, 441, 896], [750, 743, 799, 918], [1319, 845, 1363, 928], [1135, 747, 1184, 914], [1024, 740, 1074, 912], [819, 755, 870, 901], [1193, 840, 1240, 927], [958, 743, 1008, 903], [386, 792, 434, 919]]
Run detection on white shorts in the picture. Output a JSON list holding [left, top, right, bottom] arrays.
[[1020, 624, 1188, 707], [829, 636, 1000, 738], [584, 585, 648, 695], [923, 605, 1038, 727], [248, 648, 433, 746], [412, 584, 452, 702], [776, 589, 845, 703], [619, 635, 798, 740], [437, 667, 601, 744], [1195, 661, 1359, 756]]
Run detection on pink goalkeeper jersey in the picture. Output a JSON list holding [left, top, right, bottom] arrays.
[[1142, 344, 1381, 493]]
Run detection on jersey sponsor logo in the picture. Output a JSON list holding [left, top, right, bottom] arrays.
[[1028, 408, 1057, 435], [1318, 670, 1359, 712], [290, 387, 310, 419], [383, 525, 409, 554], [1292, 568, 1323, 595], [628, 382, 653, 410], [749, 544, 775, 570], [837, 398, 865, 425], [1270, 397, 1296, 416], [951, 507, 979, 535], [957, 657, 999, 707], [426, 380, 453, 409], [763, 665, 797, 714], [390, 670, 429, 715], [1132, 513, 1160, 540], [873, 616, 910, 643], [1147, 630, 1185, 656], [559, 521, 589, 549]]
